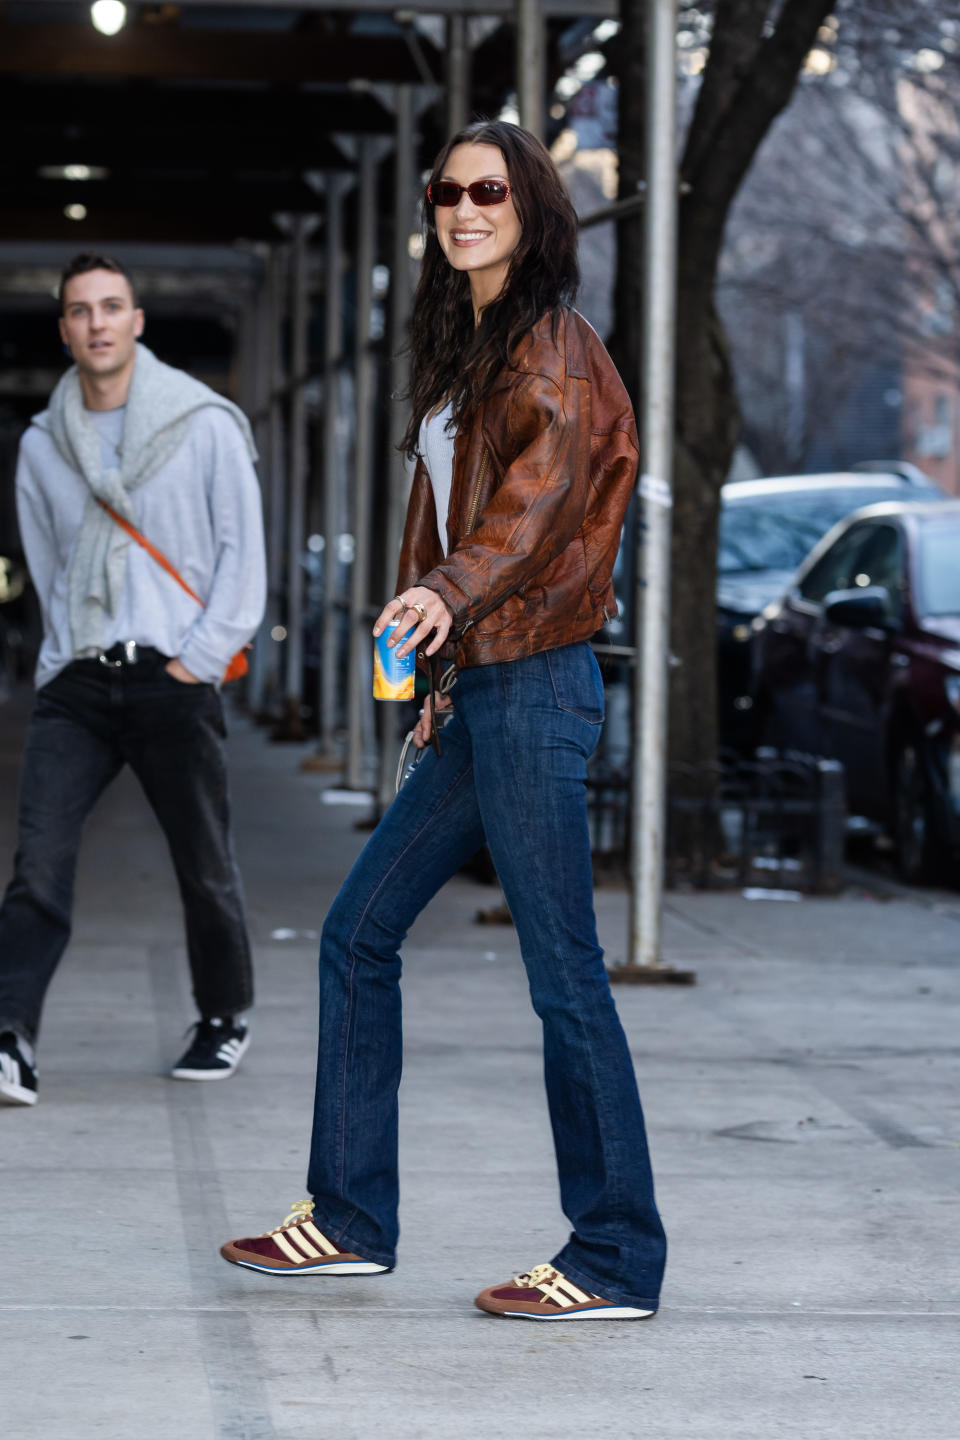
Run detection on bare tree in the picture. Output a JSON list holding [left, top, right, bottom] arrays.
[[722, 48, 960, 477], [611, 1, 960, 789]]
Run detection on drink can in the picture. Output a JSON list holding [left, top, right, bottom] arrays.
[[373, 619, 416, 701]]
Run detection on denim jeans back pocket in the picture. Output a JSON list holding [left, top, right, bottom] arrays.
[[545, 643, 605, 724]]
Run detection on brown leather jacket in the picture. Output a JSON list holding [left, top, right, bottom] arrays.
[[396, 307, 639, 669]]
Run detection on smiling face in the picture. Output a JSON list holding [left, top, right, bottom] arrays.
[[432, 142, 522, 313], [59, 268, 144, 386]]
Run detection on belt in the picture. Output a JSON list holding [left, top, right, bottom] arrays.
[[97, 641, 158, 668]]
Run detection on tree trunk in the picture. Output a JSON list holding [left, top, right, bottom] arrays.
[[670, 260, 740, 776], [607, 0, 645, 408], [608, 0, 834, 867]]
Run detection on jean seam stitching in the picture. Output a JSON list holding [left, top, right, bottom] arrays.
[[545, 646, 604, 724]]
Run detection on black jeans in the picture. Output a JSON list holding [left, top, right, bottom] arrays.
[[0, 652, 253, 1044]]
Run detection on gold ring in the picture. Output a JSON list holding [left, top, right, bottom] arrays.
[[392, 595, 408, 613], [413, 602, 427, 623]]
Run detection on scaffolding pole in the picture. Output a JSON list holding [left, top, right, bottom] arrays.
[[447, 13, 470, 133], [345, 139, 380, 791], [617, 0, 694, 985], [265, 246, 287, 708], [246, 265, 273, 713], [376, 84, 416, 813], [318, 174, 346, 758], [516, 0, 545, 139], [279, 214, 311, 740]]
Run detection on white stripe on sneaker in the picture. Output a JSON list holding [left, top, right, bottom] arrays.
[[537, 1274, 593, 1306], [302, 1221, 339, 1256], [272, 1232, 308, 1264], [285, 1228, 321, 1260]]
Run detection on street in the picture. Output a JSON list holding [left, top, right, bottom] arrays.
[[1, 689, 958, 1440]]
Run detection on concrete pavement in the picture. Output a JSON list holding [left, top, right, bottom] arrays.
[[0, 688, 958, 1439]]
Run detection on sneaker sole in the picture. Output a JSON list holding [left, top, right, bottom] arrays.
[[493, 1306, 656, 1321], [224, 1256, 390, 1276], [0, 1081, 38, 1106], [171, 1033, 250, 1081]]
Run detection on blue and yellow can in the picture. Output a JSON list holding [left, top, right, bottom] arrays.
[[373, 619, 416, 701]]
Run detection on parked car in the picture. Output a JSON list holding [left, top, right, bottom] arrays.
[[751, 499, 960, 881], [718, 470, 944, 747]]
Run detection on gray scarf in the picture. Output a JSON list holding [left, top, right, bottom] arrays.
[[32, 343, 257, 657]]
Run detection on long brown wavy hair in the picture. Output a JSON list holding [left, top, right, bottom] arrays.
[[401, 120, 579, 458]]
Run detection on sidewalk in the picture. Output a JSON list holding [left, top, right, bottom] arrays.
[[1, 690, 958, 1440]]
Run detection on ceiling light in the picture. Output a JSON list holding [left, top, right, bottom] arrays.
[[64, 204, 88, 221], [39, 164, 109, 182], [91, 2, 127, 37]]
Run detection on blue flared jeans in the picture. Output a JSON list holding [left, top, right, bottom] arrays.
[[307, 642, 666, 1310]]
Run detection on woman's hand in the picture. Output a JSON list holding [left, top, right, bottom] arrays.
[[413, 692, 453, 749], [373, 586, 453, 660]]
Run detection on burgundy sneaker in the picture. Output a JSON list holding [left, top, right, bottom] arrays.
[[475, 1264, 656, 1321], [220, 1202, 390, 1276]]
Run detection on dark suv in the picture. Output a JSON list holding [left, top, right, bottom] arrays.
[[717, 470, 943, 747], [752, 500, 960, 881]]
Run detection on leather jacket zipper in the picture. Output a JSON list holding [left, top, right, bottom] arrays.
[[464, 446, 489, 536]]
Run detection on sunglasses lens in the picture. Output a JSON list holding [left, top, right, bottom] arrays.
[[427, 180, 511, 207], [470, 180, 510, 206], [428, 181, 462, 207]]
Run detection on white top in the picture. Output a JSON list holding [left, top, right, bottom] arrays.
[[418, 401, 456, 555]]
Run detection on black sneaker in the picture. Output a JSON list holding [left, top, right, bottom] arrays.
[[171, 1016, 249, 1081], [0, 1031, 38, 1106]]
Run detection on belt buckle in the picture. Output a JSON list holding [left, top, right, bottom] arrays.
[[98, 640, 138, 668]]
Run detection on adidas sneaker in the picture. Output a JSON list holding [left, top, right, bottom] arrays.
[[0, 1030, 38, 1106], [172, 1016, 249, 1081]]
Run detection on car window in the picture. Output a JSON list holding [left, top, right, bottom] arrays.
[[917, 524, 960, 616], [718, 484, 922, 576], [847, 524, 905, 619], [798, 526, 870, 603]]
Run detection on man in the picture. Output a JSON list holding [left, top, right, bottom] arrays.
[[0, 253, 266, 1106]]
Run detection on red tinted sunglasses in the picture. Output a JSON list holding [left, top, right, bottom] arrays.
[[426, 179, 512, 208]]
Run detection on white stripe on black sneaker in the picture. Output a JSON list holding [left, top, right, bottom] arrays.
[[171, 1026, 250, 1081], [0, 1047, 38, 1106]]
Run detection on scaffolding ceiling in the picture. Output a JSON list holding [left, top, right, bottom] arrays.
[[0, 1, 613, 389]]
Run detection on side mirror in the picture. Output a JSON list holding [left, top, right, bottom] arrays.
[[823, 585, 894, 629]]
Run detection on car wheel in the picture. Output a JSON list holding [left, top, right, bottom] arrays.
[[893, 741, 939, 884]]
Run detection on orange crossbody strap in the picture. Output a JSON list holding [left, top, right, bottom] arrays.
[[96, 498, 249, 683], [97, 498, 205, 606]]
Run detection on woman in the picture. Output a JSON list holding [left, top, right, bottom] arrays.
[[221, 121, 667, 1321]]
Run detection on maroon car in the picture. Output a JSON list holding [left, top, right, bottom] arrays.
[[752, 500, 960, 882]]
